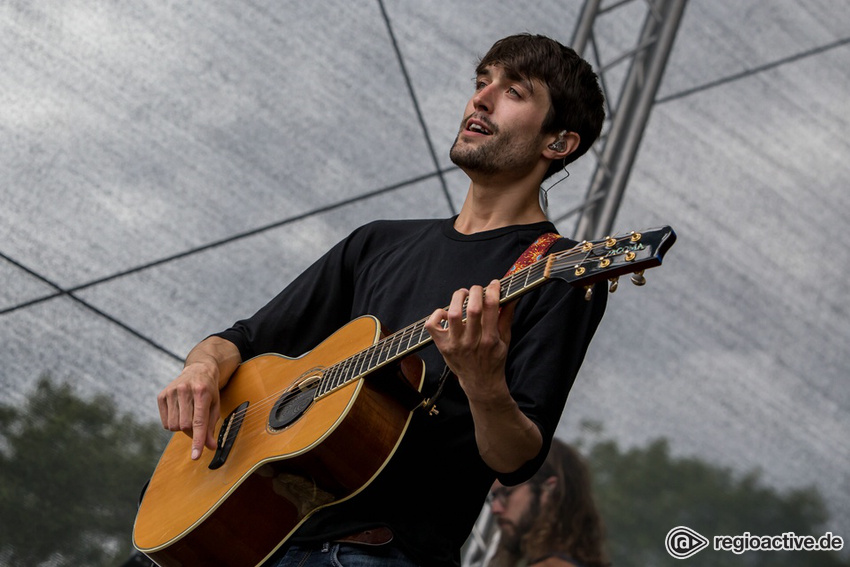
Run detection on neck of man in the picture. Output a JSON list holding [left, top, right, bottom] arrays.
[[454, 168, 549, 235]]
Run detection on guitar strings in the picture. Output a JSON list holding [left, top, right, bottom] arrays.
[[213, 233, 640, 440]]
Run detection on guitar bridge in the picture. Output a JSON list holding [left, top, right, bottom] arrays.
[[208, 401, 249, 470]]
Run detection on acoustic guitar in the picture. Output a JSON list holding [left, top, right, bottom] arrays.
[[133, 226, 676, 566]]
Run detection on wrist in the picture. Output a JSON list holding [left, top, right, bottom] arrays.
[[460, 373, 513, 408], [184, 358, 221, 386]]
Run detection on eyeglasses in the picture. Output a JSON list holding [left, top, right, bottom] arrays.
[[489, 485, 518, 506]]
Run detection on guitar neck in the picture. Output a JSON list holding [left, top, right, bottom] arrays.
[[315, 255, 553, 398]]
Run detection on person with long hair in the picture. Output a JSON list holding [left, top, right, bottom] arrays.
[[489, 440, 609, 567]]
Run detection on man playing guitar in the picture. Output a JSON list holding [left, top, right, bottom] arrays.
[[155, 33, 607, 566]]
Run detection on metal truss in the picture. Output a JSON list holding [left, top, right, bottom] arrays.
[[461, 2, 686, 565], [558, 0, 688, 241]]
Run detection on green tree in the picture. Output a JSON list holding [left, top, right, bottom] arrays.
[[576, 430, 848, 566], [0, 375, 168, 566]]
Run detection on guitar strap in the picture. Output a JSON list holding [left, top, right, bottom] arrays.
[[503, 232, 562, 276], [420, 232, 562, 415]]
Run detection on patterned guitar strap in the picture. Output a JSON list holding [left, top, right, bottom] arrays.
[[503, 232, 562, 277], [421, 232, 562, 415]]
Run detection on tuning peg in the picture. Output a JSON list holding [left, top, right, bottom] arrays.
[[584, 285, 593, 301], [608, 277, 619, 293], [630, 270, 646, 286]]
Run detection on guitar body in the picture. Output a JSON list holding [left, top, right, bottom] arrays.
[[133, 315, 424, 567]]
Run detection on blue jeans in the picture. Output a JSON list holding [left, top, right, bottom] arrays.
[[270, 543, 420, 567]]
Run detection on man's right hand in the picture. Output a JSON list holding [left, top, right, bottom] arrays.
[[156, 336, 242, 460]]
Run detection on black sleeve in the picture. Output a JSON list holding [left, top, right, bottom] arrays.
[[211, 228, 367, 361], [496, 257, 608, 485]]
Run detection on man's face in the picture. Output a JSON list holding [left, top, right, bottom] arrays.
[[450, 64, 552, 178], [490, 481, 539, 553]]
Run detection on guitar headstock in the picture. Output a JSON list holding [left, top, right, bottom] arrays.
[[547, 226, 676, 293]]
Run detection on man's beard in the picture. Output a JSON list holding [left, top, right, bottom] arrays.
[[496, 501, 539, 555], [449, 126, 542, 176]]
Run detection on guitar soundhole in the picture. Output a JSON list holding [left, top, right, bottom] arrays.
[[268, 375, 320, 430]]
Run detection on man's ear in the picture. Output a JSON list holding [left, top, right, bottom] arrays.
[[544, 130, 580, 160]]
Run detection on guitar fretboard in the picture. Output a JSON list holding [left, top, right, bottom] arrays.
[[315, 252, 555, 398]]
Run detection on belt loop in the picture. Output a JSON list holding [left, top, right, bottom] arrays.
[[321, 542, 330, 553]]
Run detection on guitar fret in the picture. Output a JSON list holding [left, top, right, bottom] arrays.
[[318, 366, 333, 395], [366, 346, 379, 373], [400, 331, 411, 356], [383, 336, 394, 362], [376, 338, 390, 369], [503, 272, 514, 298], [364, 344, 379, 374], [391, 332, 404, 358], [327, 364, 340, 392], [503, 269, 519, 300], [415, 322, 428, 348], [389, 333, 401, 358], [372, 340, 387, 370], [351, 351, 363, 380], [529, 261, 544, 283], [338, 357, 354, 388], [357, 347, 372, 376], [396, 329, 408, 354], [377, 338, 390, 368], [420, 321, 429, 345], [405, 323, 421, 352], [329, 364, 342, 392], [403, 325, 416, 351]]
